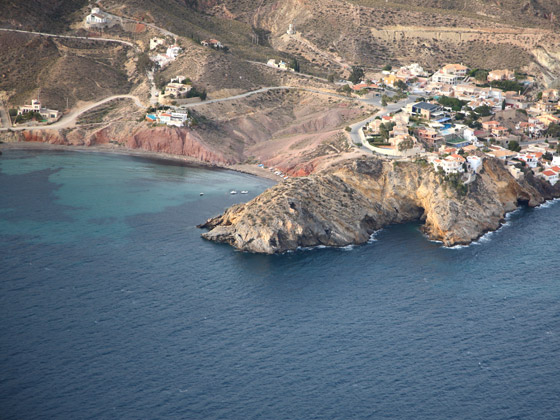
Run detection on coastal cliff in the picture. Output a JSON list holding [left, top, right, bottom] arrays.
[[200, 157, 560, 253], [0, 125, 235, 166]]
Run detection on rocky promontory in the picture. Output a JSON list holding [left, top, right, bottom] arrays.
[[200, 157, 560, 254]]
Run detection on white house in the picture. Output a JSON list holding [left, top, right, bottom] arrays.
[[151, 109, 190, 127], [552, 155, 560, 166], [164, 82, 191, 97], [443, 154, 466, 174], [467, 155, 483, 173], [442, 64, 468, 77], [541, 169, 559, 185], [171, 76, 187, 84], [404, 63, 427, 77], [266, 59, 292, 71], [431, 64, 468, 85], [432, 154, 466, 174], [151, 54, 171, 68], [487, 69, 515, 82], [432, 72, 460, 85], [17, 99, 60, 122], [517, 153, 539, 168], [462, 128, 478, 143], [166, 46, 182, 59], [85, 8, 108, 26]]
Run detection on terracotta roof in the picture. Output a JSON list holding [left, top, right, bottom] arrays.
[[489, 150, 516, 157], [450, 154, 466, 161]]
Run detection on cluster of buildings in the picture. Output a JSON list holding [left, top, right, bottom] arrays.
[[150, 38, 183, 69], [16, 99, 60, 124], [145, 107, 191, 128], [427, 142, 560, 186], [428, 148, 483, 175], [363, 113, 424, 157], [381, 63, 428, 88], [356, 63, 560, 185]]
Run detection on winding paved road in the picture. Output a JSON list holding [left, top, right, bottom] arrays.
[[348, 95, 419, 152], [0, 27, 134, 47], [179, 86, 368, 108], [0, 95, 145, 132], [0, 85, 402, 134]]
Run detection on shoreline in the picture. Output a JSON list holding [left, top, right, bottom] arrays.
[[0, 141, 281, 183]]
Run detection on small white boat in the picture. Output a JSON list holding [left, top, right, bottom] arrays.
[[230, 190, 238, 195], [241, 190, 249, 194], [200, 192, 204, 196]]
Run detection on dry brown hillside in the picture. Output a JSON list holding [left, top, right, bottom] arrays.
[[0, 32, 133, 110], [0, 0, 88, 32], [97, 0, 560, 84]]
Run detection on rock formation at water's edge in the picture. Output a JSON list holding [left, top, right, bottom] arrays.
[[199, 157, 560, 253]]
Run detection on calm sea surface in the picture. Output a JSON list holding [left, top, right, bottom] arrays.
[[1, 149, 559, 420]]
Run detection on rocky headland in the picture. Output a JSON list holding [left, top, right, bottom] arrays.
[[199, 156, 560, 254]]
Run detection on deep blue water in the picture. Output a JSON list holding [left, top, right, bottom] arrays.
[[1, 149, 559, 420]]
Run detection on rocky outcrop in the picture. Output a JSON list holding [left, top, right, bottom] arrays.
[[122, 126, 234, 164], [199, 157, 560, 254], [20, 129, 66, 145]]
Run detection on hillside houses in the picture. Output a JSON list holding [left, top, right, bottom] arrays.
[[145, 108, 191, 127], [201, 39, 224, 49], [406, 102, 446, 121], [362, 62, 559, 185], [532, 89, 560, 114], [541, 168, 559, 185], [432, 154, 466, 174], [487, 69, 515, 82], [431, 64, 468, 85], [85, 7, 110, 28], [150, 44, 183, 69], [164, 82, 191, 97], [16, 99, 60, 124]]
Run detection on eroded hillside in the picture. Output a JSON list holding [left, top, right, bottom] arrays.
[[165, 0, 560, 83], [0, 32, 133, 109]]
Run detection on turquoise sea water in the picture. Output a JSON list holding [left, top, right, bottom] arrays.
[[1, 149, 559, 419]]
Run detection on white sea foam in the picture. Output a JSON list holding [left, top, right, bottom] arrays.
[[367, 229, 383, 243], [536, 197, 560, 210], [446, 244, 469, 250], [294, 244, 328, 252], [292, 229, 383, 253]]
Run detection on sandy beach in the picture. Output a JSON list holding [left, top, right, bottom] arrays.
[[0, 141, 281, 183]]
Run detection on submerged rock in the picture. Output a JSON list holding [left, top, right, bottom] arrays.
[[199, 157, 560, 254]]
